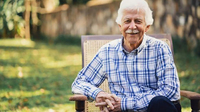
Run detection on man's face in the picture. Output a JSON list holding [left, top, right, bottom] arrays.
[[119, 9, 150, 50]]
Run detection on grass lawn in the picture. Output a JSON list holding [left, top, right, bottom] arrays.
[[0, 38, 199, 112]]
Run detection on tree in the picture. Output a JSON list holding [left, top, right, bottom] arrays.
[[24, 0, 30, 39], [0, 0, 25, 38]]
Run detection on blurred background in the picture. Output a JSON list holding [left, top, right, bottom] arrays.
[[0, 0, 199, 112]]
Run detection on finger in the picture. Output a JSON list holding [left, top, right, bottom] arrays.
[[100, 106, 103, 111], [96, 101, 115, 106], [97, 94, 110, 99], [98, 94, 119, 102], [98, 95, 113, 102], [110, 94, 119, 102], [108, 107, 112, 112], [103, 106, 109, 112], [95, 102, 107, 106], [105, 99, 114, 110]]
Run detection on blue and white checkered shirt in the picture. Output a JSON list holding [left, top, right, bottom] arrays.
[[72, 34, 180, 111]]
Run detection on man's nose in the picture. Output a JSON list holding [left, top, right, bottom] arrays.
[[129, 21, 136, 29]]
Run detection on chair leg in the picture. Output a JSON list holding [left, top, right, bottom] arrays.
[[191, 99, 200, 112], [75, 101, 85, 112]]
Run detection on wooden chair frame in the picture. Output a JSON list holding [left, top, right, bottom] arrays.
[[69, 34, 200, 112]]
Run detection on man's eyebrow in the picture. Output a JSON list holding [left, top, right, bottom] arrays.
[[135, 17, 145, 22], [122, 16, 144, 21], [123, 16, 130, 19], [136, 17, 143, 20]]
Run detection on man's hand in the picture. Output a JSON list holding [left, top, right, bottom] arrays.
[[95, 91, 121, 112], [108, 98, 121, 112], [95, 91, 116, 111]]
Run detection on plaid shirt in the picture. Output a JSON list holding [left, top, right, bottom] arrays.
[[72, 34, 180, 111]]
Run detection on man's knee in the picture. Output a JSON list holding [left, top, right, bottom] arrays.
[[150, 96, 169, 105], [147, 96, 178, 112]]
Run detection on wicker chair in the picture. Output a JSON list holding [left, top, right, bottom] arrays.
[[69, 34, 200, 112]]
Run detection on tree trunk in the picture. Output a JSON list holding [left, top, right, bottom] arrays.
[[25, 0, 31, 40]]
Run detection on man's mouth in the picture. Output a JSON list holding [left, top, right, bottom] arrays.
[[125, 29, 139, 34]]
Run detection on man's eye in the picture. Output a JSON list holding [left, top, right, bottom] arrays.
[[124, 20, 131, 23], [135, 20, 142, 24]]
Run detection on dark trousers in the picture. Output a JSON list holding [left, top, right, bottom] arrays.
[[147, 96, 181, 112]]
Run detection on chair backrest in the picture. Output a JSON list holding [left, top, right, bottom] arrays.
[[81, 34, 173, 111]]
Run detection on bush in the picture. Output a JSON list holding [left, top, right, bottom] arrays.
[[54, 35, 81, 45], [35, 34, 81, 46], [172, 35, 200, 57], [0, 0, 25, 38]]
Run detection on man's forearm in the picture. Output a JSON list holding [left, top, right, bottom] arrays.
[[72, 79, 103, 100]]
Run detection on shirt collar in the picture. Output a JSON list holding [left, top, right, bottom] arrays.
[[120, 34, 147, 55]]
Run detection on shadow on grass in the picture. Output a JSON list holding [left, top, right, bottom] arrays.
[[0, 67, 78, 111], [0, 37, 82, 111], [36, 34, 81, 46]]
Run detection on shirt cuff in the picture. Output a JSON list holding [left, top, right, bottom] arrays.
[[89, 88, 103, 100], [121, 97, 135, 111]]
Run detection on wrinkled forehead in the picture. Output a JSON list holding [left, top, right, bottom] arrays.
[[123, 7, 145, 15], [122, 8, 146, 18]]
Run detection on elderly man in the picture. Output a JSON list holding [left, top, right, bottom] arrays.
[[72, 0, 181, 112]]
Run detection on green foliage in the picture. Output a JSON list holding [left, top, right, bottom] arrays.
[[175, 51, 200, 112], [59, 0, 90, 5], [172, 36, 200, 111], [173, 36, 200, 57], [0, 0, 25, 38], [59, 0, 120, 5], [54, 35, 81, 45], [194, 39, 200, 57], [172, 36, 188, 53], [37, 34, 81, 46]]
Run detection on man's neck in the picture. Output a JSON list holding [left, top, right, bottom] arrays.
[[122, 39, 143, 52]]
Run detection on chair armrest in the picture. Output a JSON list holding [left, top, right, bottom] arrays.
[[69, 94, 88, 101], [180, 90, 200, 100], [69, 94, 88, 112], [180, 90, 200, 111]]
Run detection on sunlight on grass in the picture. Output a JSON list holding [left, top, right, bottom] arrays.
[[0, 89, 50, 98], [0, 39, 81, 111], [182, 107, 191, 112], [15, 103, 75, 112], [44, 54, 81, 68], [175, 51, 200, 111], [0, 39, 35, 47]]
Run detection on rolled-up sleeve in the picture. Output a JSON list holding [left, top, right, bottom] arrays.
[[71, 50, 106, 100]]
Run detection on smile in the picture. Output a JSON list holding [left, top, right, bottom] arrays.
[[125, 29, 139, 34]]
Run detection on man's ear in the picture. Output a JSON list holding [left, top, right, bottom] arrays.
[[118, 24, 122, 32], [145, 25, 151, 32]]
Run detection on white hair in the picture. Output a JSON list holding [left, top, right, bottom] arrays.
[[116, 0, 154, 26]]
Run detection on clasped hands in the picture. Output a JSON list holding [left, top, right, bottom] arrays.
[[95, 91, 121, 112]]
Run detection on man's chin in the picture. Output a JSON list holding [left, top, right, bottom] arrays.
[[126, 35, 143, 44], [127, 33, 140, 38]]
